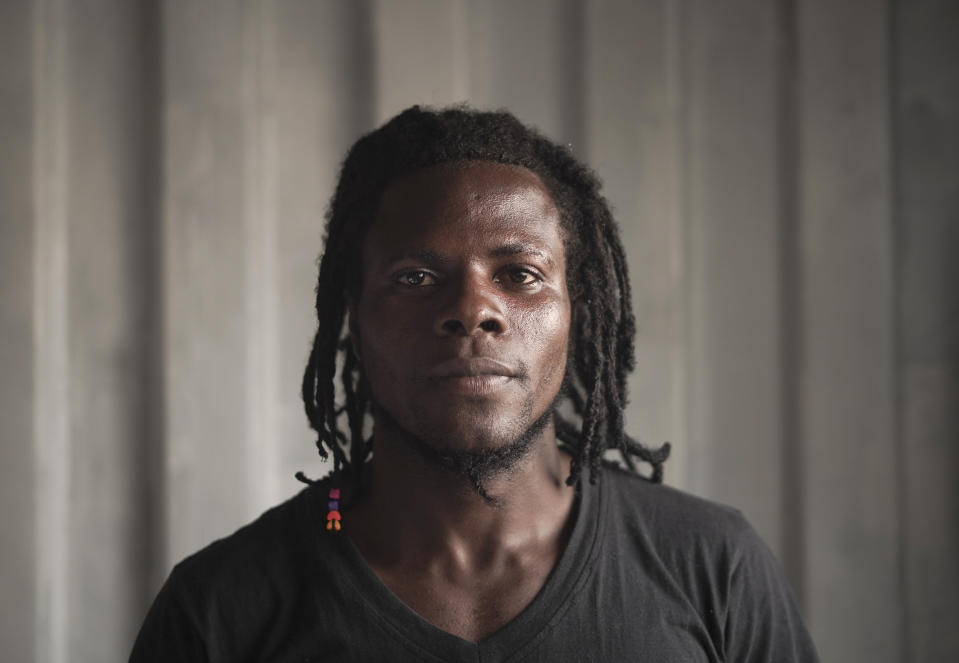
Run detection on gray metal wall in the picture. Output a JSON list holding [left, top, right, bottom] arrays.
[[1, 1, 956, 661]]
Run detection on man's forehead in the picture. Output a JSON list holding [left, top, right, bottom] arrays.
[[375, 160, 559, 220], [357, 160, 568, 276]]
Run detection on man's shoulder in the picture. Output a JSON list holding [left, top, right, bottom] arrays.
[[596, 467, 818, 661], [132, 480, 345, 660], [170, 481, 325, 593], [602, 462, 745, 521], [600, 462, 756, 558]]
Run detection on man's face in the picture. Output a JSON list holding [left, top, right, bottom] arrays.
[[354, 161, 571, 456]]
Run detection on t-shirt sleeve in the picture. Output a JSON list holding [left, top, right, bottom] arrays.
[[723, 518, 820, 662], [129, 567, 208, 663]]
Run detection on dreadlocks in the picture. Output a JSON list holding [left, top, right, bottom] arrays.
[[300, 105, 670, 491]]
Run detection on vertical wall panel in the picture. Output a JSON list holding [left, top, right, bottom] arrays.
[[0, 3, 36, 661], [372, 0, 469, 122], [583, 0, 687, 488], [468, 0, 583, 146], [682, 0, 786, 557], [31, 0, 71, 660], [798, 0, 900, 659], [240, 0, 283, 521], [894, 1, 959, 660], [162, 1, 253, 565], [62, 3, 158, 660]]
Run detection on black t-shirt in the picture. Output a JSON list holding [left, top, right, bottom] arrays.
[[130, 466, 818, 662]]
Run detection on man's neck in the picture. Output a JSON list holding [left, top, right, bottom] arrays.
[[345, 422, 576, 575]]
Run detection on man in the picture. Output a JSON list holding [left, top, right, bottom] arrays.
[[131, 106, 818, 661]]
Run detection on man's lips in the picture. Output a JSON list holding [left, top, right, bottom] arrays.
[[422, 357, 518, 379]]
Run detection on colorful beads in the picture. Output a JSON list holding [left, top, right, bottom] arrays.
[[326, 488, 341, 531]]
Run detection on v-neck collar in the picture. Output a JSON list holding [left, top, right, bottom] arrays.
[[307, 473, 606, 662]]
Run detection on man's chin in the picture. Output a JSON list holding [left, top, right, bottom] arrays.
[[371, 401, 553, 504]]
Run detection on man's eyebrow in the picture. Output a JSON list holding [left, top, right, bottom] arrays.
[[385, 249, 452, 265], [489, 243, 555, 267], [384, 245, 555, 267]]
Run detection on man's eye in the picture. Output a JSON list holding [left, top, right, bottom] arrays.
[[504, 268, 539, 285], [396, 270, 434, 286]]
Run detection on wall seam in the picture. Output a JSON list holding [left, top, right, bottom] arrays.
[[352, 0, 375, 137], [562, 0, 587, 156], [138, 0, 167, 599], [886, 0, 910, 659], [777, 0, 806, 612], [666, 0, 687, 492], [241, 0, 281, 515]]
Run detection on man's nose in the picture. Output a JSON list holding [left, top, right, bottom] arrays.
[[434, 274, 507, 337]]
